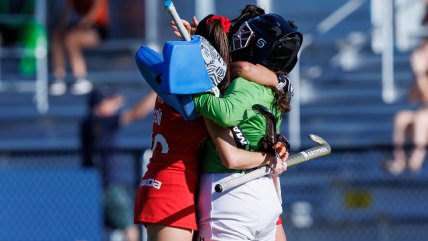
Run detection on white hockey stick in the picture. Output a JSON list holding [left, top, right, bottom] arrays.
[[214, 134, 331, 193], [164, 1, 191, 41]]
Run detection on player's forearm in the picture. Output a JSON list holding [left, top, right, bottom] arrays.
[[222, 147, 273, 170], [231, 62, 278, 88], [204, 117, 272, 169], [120, 91, 156, 125]]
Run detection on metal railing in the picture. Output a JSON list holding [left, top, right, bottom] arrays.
[[289, 0, 371, 149], [0, 0, 48, 113], [286, 0, 406, 149]]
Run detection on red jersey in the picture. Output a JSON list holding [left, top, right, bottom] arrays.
[[150, 96, 208, 158], [134, 96, 209, 230]]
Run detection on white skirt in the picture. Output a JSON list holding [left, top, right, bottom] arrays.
[[197, 172, 282, 241]]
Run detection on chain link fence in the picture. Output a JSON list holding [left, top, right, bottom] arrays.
[[282, 147, 428, 241], [0, 147, 427, 241], [0, 148, 146, 241]]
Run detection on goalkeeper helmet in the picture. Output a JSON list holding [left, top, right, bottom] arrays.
[[231, 14, 303, 73]]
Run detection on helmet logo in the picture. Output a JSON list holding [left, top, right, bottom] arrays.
[[256, 38, 267, 48]]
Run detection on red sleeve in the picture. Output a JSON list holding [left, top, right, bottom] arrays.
[[276, 215, 282, 225]]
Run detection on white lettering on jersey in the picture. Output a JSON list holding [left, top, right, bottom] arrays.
[[140, 178, 162, 189], [152, 133, 169, 153], [154, 108, 162, 126], [232, 126, 248, 145]]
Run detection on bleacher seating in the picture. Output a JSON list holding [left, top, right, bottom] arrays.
[[1, 1, 428, 241]]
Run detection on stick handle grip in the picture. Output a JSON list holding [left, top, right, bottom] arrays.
[[164, 1, 191, 41], [214, 166, 273, 193]]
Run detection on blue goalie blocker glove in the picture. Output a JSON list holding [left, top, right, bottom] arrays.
[[135, 35, 228, 120], [135, 45, 199, 121], [161, 35, 227, 95]]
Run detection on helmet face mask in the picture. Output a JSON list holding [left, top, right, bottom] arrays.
[[232, 22, 255, 51]]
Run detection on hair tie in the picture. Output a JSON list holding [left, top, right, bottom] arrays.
[[206, 15, 231, 33]]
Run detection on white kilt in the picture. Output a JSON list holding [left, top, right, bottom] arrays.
[[197, 172, 282, 241]]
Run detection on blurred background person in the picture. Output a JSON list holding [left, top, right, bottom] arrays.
[[385, 78, 428, 174], [385, 0, 428, 174], [80, 86, 155, 241], [49, 0, 109, 95]]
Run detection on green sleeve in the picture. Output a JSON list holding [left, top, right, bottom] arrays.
[[193, 78, 261, 127]]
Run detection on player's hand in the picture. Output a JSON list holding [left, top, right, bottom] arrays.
[[273, 142, 288, 161], [266, 154, 287, 175], [272, 134, 290, 160], [171, 16, 198, 38]]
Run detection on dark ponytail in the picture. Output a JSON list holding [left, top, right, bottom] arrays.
[[229, 5, 265, 36], [273, 88, 291, 113]]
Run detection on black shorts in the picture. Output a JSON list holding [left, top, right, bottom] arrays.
[[66, 21, 108, 40], [92, 24, 108, 40]]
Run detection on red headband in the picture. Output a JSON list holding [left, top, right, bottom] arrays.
[[206, 15, 231, 33]]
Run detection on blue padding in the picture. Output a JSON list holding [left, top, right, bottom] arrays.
[[161, 35, 213, 94], [0, 169, 102, 241], [135, 45, 199, 121], [164, 1, 173, 8]]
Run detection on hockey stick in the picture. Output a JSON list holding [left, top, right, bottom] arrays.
[[215, 134, 331, 192], [252, 104, 282, 202], [216, 104, 279, 193], [164, 1, 191, 41], [214, 105, 331, 193], [253, 104, 278, 147]]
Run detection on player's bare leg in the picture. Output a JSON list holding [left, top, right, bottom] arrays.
[[385, 110, 415, 174], [408, 109, 428, 172], [124, 225, 140, 241], [146, 224, 193, 241], [50, 31, 68, 95], [275, 224, 287, 241], [65, 28, 100, 80], [52, 31, 67, 80], [65, 27, 100, 94]]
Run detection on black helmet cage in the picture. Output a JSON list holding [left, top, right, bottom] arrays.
[[231, 14, 303, 73], [262, 33, 302, 73]]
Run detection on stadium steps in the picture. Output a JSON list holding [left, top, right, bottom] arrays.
[[0, 0, 408, 156], [0, 1, 415, 155]]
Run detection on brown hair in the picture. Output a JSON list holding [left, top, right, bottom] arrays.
[[273, 89, 291, 113], [273, 71, 292, 113], [230, 6, 291, 113], [196, 15, 231, 93], [229, 5, 266, 36]]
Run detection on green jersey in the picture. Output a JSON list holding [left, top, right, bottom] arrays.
[[193, 77, 282, 173]]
